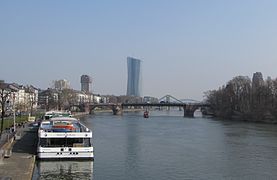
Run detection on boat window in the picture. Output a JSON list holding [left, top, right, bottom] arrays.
[[39, 138, 91, 147], [49, 138, 66, 147], [83, 138, 91, 147], [39, 138, 66, 147], [39, 139, 47, 147], [67, 138, 83, 147], [66, 138, 91, 147]]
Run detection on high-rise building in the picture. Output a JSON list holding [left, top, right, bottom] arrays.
[[252, 72, 264, 89], [81, 75, 92, 93], [127, 57, 142, 97], [54, 79, 70, 90]]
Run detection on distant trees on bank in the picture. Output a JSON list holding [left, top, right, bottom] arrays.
[[205, 72, 277, 123]]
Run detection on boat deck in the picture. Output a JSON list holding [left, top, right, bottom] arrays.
[[39, 117, 90, 133]]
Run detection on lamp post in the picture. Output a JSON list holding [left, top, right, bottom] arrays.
[[12, 92, 16, 132], [46, 95, 49, 111]]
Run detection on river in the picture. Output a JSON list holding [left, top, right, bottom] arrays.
[[32, 110, 277, 180]]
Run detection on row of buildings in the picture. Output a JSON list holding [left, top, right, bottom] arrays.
[[0, 81, 39, 115], [1, 57, 157, 115], [0, 75, 97, 114]]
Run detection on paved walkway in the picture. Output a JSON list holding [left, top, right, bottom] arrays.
[[0, 123, 37, 180], [0, 129, 14, 149]]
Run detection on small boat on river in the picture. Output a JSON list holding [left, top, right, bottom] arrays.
[[144, 111, 149, 118]]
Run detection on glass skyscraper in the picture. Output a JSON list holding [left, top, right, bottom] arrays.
[[127, 57, 142, 97]]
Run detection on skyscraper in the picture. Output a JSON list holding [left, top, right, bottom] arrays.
[[252, 72, 264, 89], [54, 79, 70, 90], [127, 57, 142, 97], [81, 75, 92, 93]]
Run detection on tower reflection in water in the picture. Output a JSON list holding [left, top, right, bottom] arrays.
[[36, 161, 93, 180]]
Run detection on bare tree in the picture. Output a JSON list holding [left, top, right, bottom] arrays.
[[25, 86, 37, 116], [205, 73, 277, 122], [15, 101, 28, 114], [0, 82, 18, 137], [58, 89, 78, 110]]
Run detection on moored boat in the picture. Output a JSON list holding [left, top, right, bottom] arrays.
[[44, 111, 72, 120], [37, 115, 94, 160]]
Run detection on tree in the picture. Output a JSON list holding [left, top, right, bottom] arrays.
[[0, 82, 18, 137], [58, 89, 78, 110], [25, 86, 38, 116], [15, 101, 28, 114], [227, 76, 251, 114], [205, 73, 277, 122], [42, 88, 78, 111]]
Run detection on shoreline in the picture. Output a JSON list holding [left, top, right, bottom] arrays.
[[0, 122, 37, 180], [92, 109, 143, 113]]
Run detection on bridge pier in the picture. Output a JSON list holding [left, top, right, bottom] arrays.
[[183, 105, 197, 117], [89, 109, 94, 115], [84, 104, 90, 113]]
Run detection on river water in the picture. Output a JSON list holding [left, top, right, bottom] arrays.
[[32, 110, 277, 180]]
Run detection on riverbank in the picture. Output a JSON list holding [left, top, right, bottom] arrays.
[[0, 123, 37, 180], [91, 108, 143, 113], [72, 112, 90, 117], [212, 110, 277, 124]]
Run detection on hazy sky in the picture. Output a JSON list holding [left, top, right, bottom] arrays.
[[1, 0, 277, 100]]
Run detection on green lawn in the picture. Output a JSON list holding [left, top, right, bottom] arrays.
[[0, 115, 39, 132]]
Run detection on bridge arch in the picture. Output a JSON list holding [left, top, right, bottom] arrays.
[[68, 104, 86, 112], [89, 103, 122, 115]]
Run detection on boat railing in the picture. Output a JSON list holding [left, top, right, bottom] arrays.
[[42, 128, 81, 133], [40, 126, 91, 133], [39, 144, 88, 148]]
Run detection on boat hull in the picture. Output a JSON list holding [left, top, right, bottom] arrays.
[[37, 147, 94, 160]]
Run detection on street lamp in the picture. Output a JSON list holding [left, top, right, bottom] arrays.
[[12, 93, 16, 132]]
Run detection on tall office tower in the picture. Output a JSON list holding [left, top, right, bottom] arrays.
[[54, 79, 70, 90], [127, 57, 142, 97], [81, 75, 92, 93], [252, 72, 264, 89]]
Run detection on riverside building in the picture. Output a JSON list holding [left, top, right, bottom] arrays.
[[81, 75, 92, 93]]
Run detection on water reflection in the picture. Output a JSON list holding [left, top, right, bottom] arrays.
[[125, 116, 140, 179], [34, 160, 93, 180]]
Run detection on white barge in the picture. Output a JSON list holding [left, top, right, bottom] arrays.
[[37, 116, 94, 160]]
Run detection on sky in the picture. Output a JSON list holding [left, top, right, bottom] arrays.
[[1, 0, 277, 101]]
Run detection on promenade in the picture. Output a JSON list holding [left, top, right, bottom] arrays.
[[0, 123, 37, 180]]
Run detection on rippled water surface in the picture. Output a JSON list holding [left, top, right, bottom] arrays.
[[33, 111, 277, 180]]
